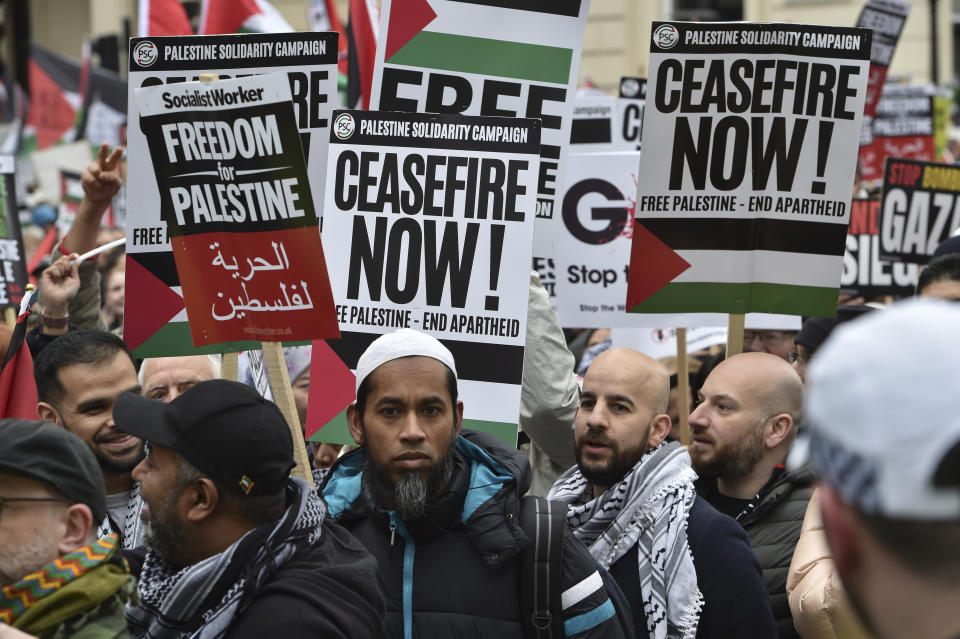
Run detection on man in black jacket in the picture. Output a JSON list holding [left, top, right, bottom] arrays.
[[548, 347, 776, 639], [689, 351, 811, 638], [112, 379, 384, 638], [322, 328, 626, 639]]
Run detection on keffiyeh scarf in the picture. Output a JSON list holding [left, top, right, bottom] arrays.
[[98, 483, 144, 550], [548, 442, 703, 639], [126, 478, 326, 639]]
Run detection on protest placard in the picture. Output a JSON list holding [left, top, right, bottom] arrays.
[[315, 110, 541, 445], [856, 0, 911, 147], [368, 0, 590, 256], [841, 198, 918, 296], [126, 32, 338, 356], [611, 326, 727, 360], [860, 83, 935, 183], [626, 22, 870, 318], [0, 156, 28, 314], [618, 76, 646, 151], [569, 96, 631, 153], [135, 72, 339, 347], [879, 158, 960, 264]]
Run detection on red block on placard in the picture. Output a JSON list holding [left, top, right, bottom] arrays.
[[625, 219, 691, 309], [385, 0, 436, 60], [123, 255, 186, 352], [305, 340, 356, 440]]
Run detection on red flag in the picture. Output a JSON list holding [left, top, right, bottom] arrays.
[[346, 0, 379, 109], [0, 290, 39, 420], [138, 0, 194, 37]]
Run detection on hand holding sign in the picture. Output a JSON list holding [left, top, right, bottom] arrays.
[[82, 143, 124, 206]]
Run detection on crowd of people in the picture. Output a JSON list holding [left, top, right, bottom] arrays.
[[2, 145, 960, 639]]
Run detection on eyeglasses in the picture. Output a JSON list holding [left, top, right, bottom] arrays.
[[743, 330, 794, 346], [0, 496, 72, 520]]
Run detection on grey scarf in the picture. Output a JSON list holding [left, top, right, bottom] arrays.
[[548, 441, 703, 639], [126, 478, 326, 639]]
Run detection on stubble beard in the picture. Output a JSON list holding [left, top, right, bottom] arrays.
[[575, 422, 652, 490], [141, 491, 187, 566], [691, 418, 766, 480]]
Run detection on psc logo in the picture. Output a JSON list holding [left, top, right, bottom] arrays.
[[653, 24, 680, 49], [134, 41, 159, 68], [334, 113, 356, 140]]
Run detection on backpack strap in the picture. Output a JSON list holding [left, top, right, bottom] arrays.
[[519, 495, 566, 639]]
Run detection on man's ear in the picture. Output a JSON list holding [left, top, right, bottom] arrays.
[[37, 402, 62, 425], [454, 401, 464, 438], [765, 413, 794, 449], [346, 404, 365, 446], [819, 483, 862, 578], [648, 413, 672, 448], [58, 503, 94, 555], [184, 478, 219, 523]]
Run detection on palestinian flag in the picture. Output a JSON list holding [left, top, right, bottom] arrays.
[[23, 46, 83, 152], [346, 0, 378, 109], [138, 0, 194, 37], [0, 288, 38, 420], [625, 215, 849, 317], [60, 169, 84, 214], [199, 0, 293, 35]]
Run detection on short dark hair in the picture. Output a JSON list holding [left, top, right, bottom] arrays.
[[355, 358, 458, 418], [917, 253, 960, 295], [34, 330, 135, 406], [861, 513, 960, 586], [177, 454, 286, 525]]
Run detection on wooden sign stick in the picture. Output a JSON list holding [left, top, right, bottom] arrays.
[[3, 307, 14, 328], [221, 352, 239, 381], [726, 313, 746, 358], [676, 328, 691, 445]]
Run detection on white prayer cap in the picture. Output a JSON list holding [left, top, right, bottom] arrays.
[[355, 328, 457, 393]]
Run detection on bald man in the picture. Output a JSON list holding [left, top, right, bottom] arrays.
[[550, 348, 776, 639], [138, 355, 221, 402], [689, 352, 813, 639]]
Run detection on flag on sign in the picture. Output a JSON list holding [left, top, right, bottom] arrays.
[[199, 0, 293, 34], [138, 0, 194, 37], [0, 288, 38, 419]]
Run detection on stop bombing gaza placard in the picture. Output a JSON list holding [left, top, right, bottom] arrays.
[[318, 110, 541, 445], [841, 199, 918, 297], [880, 158, 960, 264], [626, 22, 871, 317], [125, 32, 338, 356], [135, 73, 339, 347]]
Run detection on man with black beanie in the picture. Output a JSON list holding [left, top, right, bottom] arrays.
[[0, 419, 135, 637]]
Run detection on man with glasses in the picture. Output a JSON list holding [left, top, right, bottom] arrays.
[[688, 352, 812, 638], [743, 328, 798, 362], [0, 419, 134, 637]]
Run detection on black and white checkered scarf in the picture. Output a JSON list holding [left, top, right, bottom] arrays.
[[98, 483, 144, 550], [126, 478, 326, 639], [548, 441, 703, 639]]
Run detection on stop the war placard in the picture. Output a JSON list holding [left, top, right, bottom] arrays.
[[319, 110, 540, 445], [126, 32, 338, 356], [0, 156, 28, 310], [368, 0, 590, 256], [841, 199, 918, 296], [880, 158, 960, 264], [135, 73, 339, 347], [627, 22, 870, 317]]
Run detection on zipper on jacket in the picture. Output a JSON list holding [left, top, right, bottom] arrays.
[[388, 511, 415, 639]]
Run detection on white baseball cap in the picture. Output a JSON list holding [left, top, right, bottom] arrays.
[[804, 299, 960, 520], [354, 328, 458, 394]]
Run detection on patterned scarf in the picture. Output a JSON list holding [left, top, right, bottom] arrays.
[[126, 478, 326, 639], [97, 483, 144, 550], [548, 442, 703, 639], [0, 534, 124, 625]]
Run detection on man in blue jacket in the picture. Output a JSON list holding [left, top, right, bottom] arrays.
[[322, 328, 625, 639], [549, 347, 777, 639]]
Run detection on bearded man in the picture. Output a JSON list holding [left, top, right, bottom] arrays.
[[549, 348, 776, 639], [688, 352, 812, 638]]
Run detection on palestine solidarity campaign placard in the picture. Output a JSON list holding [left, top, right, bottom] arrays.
[[135, 73, 339, 347], [319, 110, 540, 444], [627, 22, 870, 317]]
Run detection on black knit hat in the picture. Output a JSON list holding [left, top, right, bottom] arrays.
[[113, 379, 294, 496], [795, 304, 875, 353], [0, 419, 107, 523]]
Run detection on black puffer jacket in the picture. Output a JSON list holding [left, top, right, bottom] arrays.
[[698, 466, 815, 639], [323, 430, 626, 639]]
